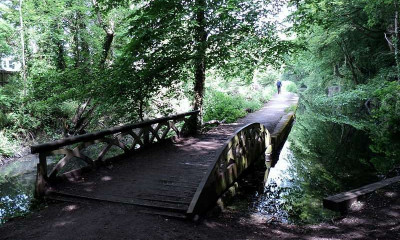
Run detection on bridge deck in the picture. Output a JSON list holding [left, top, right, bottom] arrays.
[[48, 93, 298, 217]]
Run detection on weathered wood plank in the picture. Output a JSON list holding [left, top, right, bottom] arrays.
[[47, 190, 189, 212], [31, 110, 199, 153], [187, 123, 270, 216], [323, 176, 400, 212]]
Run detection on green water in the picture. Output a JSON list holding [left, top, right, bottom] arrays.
[[250, 141, 341, 224], [0, 155, 38, 224], [238, 108, 380, 224]]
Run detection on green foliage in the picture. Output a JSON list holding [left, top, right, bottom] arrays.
[[368, 80, 400, 171], [284, 82, 298, 93], [257, 69, 280, 87], [285, 104, 297, 113], [0, 3, 14, 57], [285, 0, 400, 173], [106, 0, 289, 118], [203, 74, 274, 123], [0, 131, 17, 157], [0, 78, 40, 134], [0, 0, 291, 162], [204, 90, 251, 123]]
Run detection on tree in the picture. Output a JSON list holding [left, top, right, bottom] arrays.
[[0, 3, 14, 58], [18, 0, 27, 95], [101, 0, 288, 123]]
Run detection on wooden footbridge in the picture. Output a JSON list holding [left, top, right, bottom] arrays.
[[31, 93, 298, 219]]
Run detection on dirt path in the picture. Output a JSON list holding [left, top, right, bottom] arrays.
[[1, 182, 399, 240], [10, 92, 400, 240]]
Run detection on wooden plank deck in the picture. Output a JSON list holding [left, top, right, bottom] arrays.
[[323, 176, 400, 212], [48, 135, 228, 218]]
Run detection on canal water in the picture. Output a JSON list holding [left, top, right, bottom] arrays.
[[0, 154, 38, 224], [229, 112, 380, 224], [227, 137, 379, 224], [244, 141, 340, 224]]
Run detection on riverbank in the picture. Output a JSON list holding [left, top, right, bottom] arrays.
[[0, 146, 33, 166]]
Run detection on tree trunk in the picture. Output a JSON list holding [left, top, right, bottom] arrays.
[[139, 99, 144, 122], [394, 1, 400, 81], [19, 0, 27, 96], [67, 97, 97, 135], [56, 41, 66, 70], [333, 64, 344, 78], [73, 17, 80, 68], [73, 11, 89, 68], [338, 40, 359, 84], [100, 31, 114, 68], [92, 0, 115, 69], [193, 0, 207, 122], [54, 22, 66, 71], [79, 16, 90, 68]]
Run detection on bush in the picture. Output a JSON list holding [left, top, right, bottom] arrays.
[[202, 71, 278, 124], [256, 69, 281, 87], [203, 86, 275, 123], [203, 90, 248, 123], [0, 131, 17, 157], [0, 111, 11, 128], [368, 80, 400, 172], [285, 82, 298, 93], [260, 86, 275, 102]]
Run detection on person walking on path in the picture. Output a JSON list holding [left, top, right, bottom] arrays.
[[276, 80, 282, 94]]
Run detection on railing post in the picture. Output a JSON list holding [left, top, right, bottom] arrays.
[[188, 112, 198, 135], [179, 112, 199, 137], [143, 126, 150, 145], [185, 112, 199, 135], [35, 153, 48, 199]]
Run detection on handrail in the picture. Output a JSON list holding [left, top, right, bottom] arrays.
[[31, 110, 199, 154], [187, 122, 271, 216], [33, 110, 199, 198]]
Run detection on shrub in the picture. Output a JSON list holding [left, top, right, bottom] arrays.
[[203, 90, 248, 123], [0, 111, 10, 128], [203, 85, 276, 123], [260, 86, 275, 102], [285, 82, 298, 93], [0, 131, 17, 157], [257, 70, 280, 86]]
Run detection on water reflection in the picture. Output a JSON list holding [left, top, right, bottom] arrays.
[[263, 141, 341, 223], [252, 142, 293, 223], [0, 154, 38, 224], [242, 141, 339, 224], [243, 123, 379, 224]]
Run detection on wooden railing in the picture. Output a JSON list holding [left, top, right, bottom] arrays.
[[187, 122, 271, 216], [32, 110, 199, 198]]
